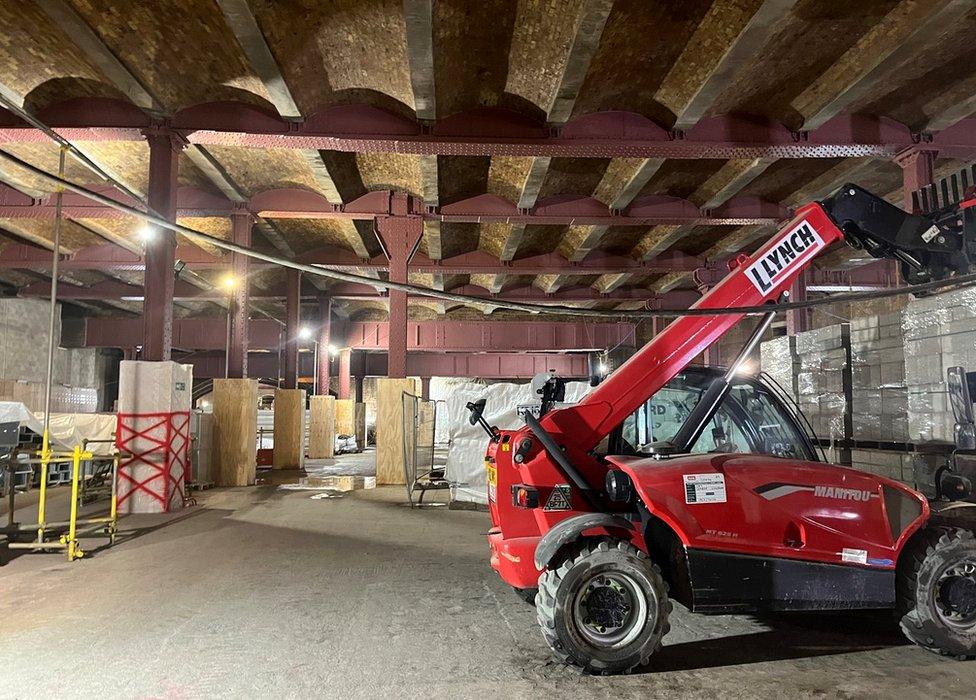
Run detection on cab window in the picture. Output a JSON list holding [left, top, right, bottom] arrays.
[[610, 370, 814, 461]]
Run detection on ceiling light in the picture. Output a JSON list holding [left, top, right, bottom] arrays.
[[298, 326, 313, 340], [221, 274, 238, 290], [138, 225, 156, 243]]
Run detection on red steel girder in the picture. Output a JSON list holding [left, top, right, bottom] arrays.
[[0, 242, 703, 276], [21, 280, 702, 306], [179, 350, 593, 381], [343, 320, 635, 353], [85, 317, 635, 354], [2, 99, 975, 159], [0, 182, 784, 226]]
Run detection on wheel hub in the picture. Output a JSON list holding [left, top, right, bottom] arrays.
[[584, 580, 631, 630], [936, 559, 976, 627], [573, 571, 649, 649]]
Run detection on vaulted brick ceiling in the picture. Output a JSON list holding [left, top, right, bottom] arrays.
[[0, 0, 974, 319]]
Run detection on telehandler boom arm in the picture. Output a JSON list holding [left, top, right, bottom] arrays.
[[539, 184, 976, 456]]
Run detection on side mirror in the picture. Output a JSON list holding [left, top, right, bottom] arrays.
[[466, 398, 487, 426], [948, 367, 976, 450], [466, 398, 498, 439]]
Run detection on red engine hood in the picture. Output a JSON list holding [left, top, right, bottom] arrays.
[[605, 453, 928, 568]]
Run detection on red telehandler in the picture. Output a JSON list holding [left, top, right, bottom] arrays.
[[469, 182, 976, 673]]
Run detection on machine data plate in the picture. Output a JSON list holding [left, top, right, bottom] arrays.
[[683, 473, 727, 504]]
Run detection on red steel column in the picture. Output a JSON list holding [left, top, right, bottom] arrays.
[[895, 147, 937, 212], [338, 349, 351, 399], [316, 296, 331, 395], [420, 376, 431, 400], [374, 195, 423, 378], [283, 268, 301, 389], [226, 209, 252, 378], [142, 127, 186, 361], [354, 375, 364, 403]]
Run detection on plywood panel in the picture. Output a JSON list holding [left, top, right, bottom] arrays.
[[354, 403, 367, 451], [308, 395, 335, 459], [272, 388, 306, 469], [375, 378, 418, 485], [211, 378, 257, 487], [335, 399, 356, 435]]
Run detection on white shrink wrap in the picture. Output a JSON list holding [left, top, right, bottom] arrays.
[[903, 287, 976, 443], [116, 361, 193, 513], [444, 380, 592, 505]]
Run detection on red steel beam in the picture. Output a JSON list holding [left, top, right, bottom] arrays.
[[0, 182, 237, 219], [343, 320, 635, 353], [250, 188, 786, 226], [85, 317, 635, 354], [86, 316, 283, 351], [0, 242, 702, 275], [0, 181, 784, 226], [3, 99, 976, 158], [19, 280, 702, 307], [180, 350, 592, 381]]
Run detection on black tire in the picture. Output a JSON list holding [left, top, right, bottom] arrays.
[[536, 538, 671, 674], [898, 526, 976, 659], [513, 586, 538, 605]]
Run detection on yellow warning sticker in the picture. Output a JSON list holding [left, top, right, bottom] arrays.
[[485, 462, 497, 486]]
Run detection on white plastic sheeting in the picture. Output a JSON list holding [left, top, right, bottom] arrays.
[[429, 377, 485, 444], [444, 380, 593, 504], [0, 401, 117, 454]]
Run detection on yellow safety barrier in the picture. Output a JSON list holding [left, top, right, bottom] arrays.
[[5, 437, 120, 562]]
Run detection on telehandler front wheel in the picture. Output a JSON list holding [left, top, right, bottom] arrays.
[[898, 526, 976, 659], [535, 538, 670, 674]]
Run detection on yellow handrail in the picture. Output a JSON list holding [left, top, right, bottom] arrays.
[[7, 442, 114, 561]]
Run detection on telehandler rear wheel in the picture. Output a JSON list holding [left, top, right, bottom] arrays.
[[898, 526, 976, 659], [536, 537, 670, 674]]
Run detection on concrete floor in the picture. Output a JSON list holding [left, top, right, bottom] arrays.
[[2, 470, 976, 698]]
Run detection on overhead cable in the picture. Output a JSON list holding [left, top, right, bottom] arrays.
[[1, 147, 975, 318]]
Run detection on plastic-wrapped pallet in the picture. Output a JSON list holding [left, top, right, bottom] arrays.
[[759, 335, 798, 401], [794, 324, 851, 442], [849, 313, 908, 442], [902, 287, 976, 443], [444, 380, 593, 505], [116, 361, 192, 513], [850, 448, 914, 486]]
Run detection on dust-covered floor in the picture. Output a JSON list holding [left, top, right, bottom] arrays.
[[1, 482, 975, 699]]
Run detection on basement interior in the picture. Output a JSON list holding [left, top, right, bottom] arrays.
[[3, 1, 976, 697]]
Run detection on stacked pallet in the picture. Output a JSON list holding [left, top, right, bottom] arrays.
[[759, 335, 799, 400], [850, 448, 914, 483], [902, 287, 976, 443], [849, 312, 908, 442], [794, 324, 851, 441]]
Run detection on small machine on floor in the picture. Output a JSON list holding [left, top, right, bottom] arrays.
[[473, 182, 976, 673]]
